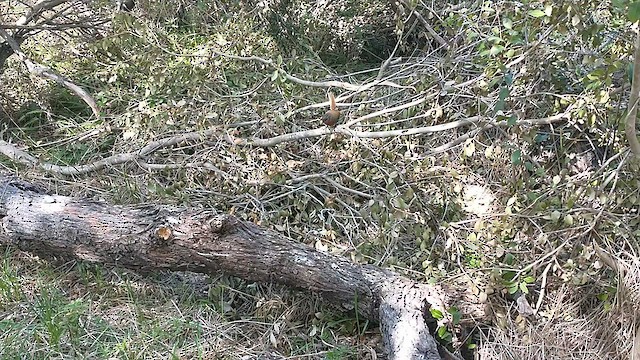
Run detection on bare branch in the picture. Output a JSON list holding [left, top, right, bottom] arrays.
[[240, 111, 571, 147], [210, 50, 414, 92], [16, 0, 72, 27], [343, 95, 432, 127], [0, 129, 220, 175], [626, 28, 640, 157], [0, 106, 572, 175], [0, 27, 100, 118], [0, 21, 110, 31]]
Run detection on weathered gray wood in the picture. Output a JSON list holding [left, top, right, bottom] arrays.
[[0, 176, 479, 360]]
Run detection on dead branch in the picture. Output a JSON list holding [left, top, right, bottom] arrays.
[[239, 111, 571, 147], [0, 27, 99, 118], [0, 128, 220, 175], [343, 95, 431, 127], [1, 0, 74, 68], [209, 50, 414, 92], [626, 28, 640, 157], [16, 0, 71, 27], [400, 1, 449, 49], [0, 109, 572, 175]]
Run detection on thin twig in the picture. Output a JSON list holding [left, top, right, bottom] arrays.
[[209, 50, 414, 92]]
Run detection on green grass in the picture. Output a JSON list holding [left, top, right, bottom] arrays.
[[0, 249, 367, 359], [0, 250, 210, 358]]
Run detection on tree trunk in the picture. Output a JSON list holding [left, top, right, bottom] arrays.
[[0, 176, 482, 360]]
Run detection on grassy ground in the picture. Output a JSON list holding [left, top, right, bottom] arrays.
[[1, 0, 639, 359], [0, 248, 379, 359]]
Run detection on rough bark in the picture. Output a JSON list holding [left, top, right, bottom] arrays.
[[0, 176, 481, 360]]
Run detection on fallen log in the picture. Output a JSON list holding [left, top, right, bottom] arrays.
[[0, 175, 481, 359]]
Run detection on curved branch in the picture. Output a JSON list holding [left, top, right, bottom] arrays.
[[241, 117, 483, 147], [0, 129, 220, 176], [242, 111, 571, 147], [0, 27, 99, 118], [210, 50, 414, 92], [0, 111, 571, 175], [626, 28, 640, 157], [237, 128, 332, 147]]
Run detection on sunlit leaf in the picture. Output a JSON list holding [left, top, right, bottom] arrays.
[[528, 9, 546, 18], [503, 18, 513, 30], [430, 308, 444, 320]]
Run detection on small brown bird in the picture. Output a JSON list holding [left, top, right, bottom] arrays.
[[322, 92, 340, 127]]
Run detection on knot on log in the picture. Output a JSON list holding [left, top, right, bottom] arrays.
[[152, 225, 173, 245], [207, 214, 239, 234]]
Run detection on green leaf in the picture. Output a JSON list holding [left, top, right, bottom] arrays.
[[630, 2, 640, 22], [519, 282, 529, 294], [507, 114, 517, 126], [502, 18, 513, 29], [528, 9, 546, 18], [534, 133, 549, 143], [524, 161, 534, 171], [494, 87, 509, 113], [499, 86, 510, 101], [437, 326, 452, 342], [523, 276, 536, 284], [430, 308, 444, 320], [612, 0, 627, 9], [563, 214, 574, 225], [503, 253, 515, 266], [448, 307, 461, 325], [504, 74, 514, 86], [502, 271, 516, 281], [437, 326, 447, 337], [511, 149, 522, 165], [489, 45, 505, 56]]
